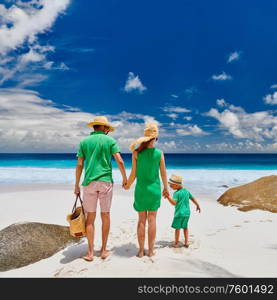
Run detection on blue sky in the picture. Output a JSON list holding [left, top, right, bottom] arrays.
[[0, 0, 277, 152]]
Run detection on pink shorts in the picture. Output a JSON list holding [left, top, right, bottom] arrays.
[[83, 181, 113, 213]]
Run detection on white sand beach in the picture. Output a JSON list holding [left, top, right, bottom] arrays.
[[0, 184, 277, 278]]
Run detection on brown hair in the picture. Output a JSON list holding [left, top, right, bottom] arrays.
[[136, 138, 156, 153]]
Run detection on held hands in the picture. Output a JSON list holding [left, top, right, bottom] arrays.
[[162, 188, 170, 199], [196, 205, 201, 213]]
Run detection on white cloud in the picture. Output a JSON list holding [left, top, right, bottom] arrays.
[[227, 51, 241, 63], [123, 72, 147, 94], [206, 104, 277, 142], [166, 113, 178, 120], [171, 94, 178, 98], [162, 106, 191, 113], [184, 86, 198, 98], [0, 0, 70, 55], [0, 0, 71, 86], [264, 91, 277, 105], [212, 71, 232, 81], [216, 98, 228, 107], [183, 116, 192, 121], [176, 125, 209, 137], [0, 88, 159, 152], [270, 84, 277, 89]]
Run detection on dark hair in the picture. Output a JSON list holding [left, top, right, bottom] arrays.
[[93, 125, 102, 130], [136, 138, 156, 153]]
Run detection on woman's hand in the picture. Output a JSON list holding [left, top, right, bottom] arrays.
[[162, 188, 169, 198]]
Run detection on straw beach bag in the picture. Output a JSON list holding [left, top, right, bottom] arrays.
[[66, 195, 86, 237]]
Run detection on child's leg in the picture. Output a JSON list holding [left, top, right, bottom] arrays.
[[183, 228, 189, 247], [173, 229, 180, 247]]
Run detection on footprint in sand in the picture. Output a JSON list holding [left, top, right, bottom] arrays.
[[233, 225, 241, 228], [54, 267, 64, 277]]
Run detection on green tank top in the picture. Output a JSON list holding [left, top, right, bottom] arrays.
[[134, 148, 162, 212]]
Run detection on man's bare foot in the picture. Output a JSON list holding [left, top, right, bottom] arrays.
[[83, 252, 94, 261], [148, 250, 155, 257], [172, 242, 180, 248], [136, 250, 145, 258], [100, 250, 110, 259]]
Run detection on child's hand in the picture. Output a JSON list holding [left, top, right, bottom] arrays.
[[196, 205, 201, 213]]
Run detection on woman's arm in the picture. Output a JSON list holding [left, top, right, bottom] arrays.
[[190, 197, 201, 213], [125, 151, 137, 189], [160, 152, 169, 198]]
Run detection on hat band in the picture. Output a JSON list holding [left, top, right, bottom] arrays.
[[169, 178, 182, 184]]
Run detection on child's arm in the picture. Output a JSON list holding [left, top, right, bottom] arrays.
[[166, 195, 177, 206], [190, 197, 201, 213]]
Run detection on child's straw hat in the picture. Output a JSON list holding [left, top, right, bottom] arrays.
[[129, 122, 159, 151], [87, 116, 115, 132], [168, 174, 183, 185]]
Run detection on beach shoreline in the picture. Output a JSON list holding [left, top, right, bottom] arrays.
[[0, 183, 277, 278]]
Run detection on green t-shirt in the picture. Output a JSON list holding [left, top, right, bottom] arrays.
[[77, 131, 120, 185], [173, 188, 193, 217]]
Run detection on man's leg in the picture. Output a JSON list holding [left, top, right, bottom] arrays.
[[100, 212, 110, 259], [82, 181, 98, 261], [147, 210, 157, 257], [83, 212, 96, 261], [137, 211, 147, 257], [98, 181, 113, 259]]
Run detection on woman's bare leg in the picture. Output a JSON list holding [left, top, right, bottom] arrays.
[[137, 211, 147, 257], [83, 212, 96, 261], [147, 211, 157, 257]]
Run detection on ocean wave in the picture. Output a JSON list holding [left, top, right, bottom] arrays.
[[0, 167, 276, 196]]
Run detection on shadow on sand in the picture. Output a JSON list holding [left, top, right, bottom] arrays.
[[59, 240, 88, 264], [111, 242, 138, 258]]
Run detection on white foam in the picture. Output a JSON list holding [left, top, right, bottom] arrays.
[[0, 167, 276, 197]]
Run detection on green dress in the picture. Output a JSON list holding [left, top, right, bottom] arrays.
[[134, 148, 162, 212]]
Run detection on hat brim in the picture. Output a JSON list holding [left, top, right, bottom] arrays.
[[168, 179, 182, 185], [87, 122, 115, 132], [129, 136, 157, 151]]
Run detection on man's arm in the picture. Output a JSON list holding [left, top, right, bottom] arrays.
[[113, 152, 127, 187], [125, 151, 137, 189], [74, 157, 84, 195]]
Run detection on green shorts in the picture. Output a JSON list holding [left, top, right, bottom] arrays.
[[171, 216, 190, 229]]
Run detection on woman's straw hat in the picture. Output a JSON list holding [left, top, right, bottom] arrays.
[[87, 116, 115, 132], [129, 122, 159, 151], [168, 174, 183, 185]]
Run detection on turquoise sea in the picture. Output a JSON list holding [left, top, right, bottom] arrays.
[[0, 153, 276, 194]]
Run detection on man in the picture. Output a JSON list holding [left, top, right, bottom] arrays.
[[75, 116, 127, 261]]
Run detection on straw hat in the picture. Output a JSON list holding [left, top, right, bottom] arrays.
[[168, 174, 183, 185], [129, 122, 159, 151], [87, 116, 115, 132]]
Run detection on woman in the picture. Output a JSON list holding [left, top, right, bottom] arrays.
[[124, 123, 169, 257]]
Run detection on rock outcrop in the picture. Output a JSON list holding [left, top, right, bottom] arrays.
[[217, 175, 277, 212], [0, 222, 81, 272]]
